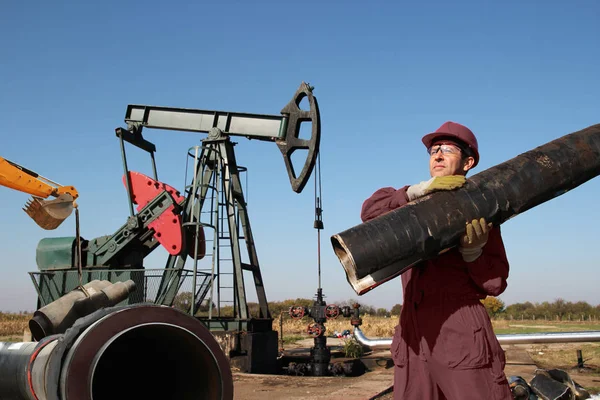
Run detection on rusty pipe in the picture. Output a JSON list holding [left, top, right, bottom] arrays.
[[0, 304, 234, 400], [331, 124, 600, 295], [353, 327, 600, 350]]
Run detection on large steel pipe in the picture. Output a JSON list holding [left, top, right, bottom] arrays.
[[353, 327, 600, 350], [0, 304, 234, 400], [331, 124, 600, 295]]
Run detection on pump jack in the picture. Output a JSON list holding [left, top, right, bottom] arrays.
[[29, 82, 320, 373]]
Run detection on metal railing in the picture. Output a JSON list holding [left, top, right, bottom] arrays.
[[28, 268, 203, 309]]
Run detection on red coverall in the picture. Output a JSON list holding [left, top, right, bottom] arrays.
[[361, 185, 513, 400]]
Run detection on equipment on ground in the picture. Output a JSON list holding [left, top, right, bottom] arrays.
[[28, 82, 321, 374], [287, 293, 363, 376], [0, 156, 79, 230], [508, 369, 592, 400], [0, 299, 233, 400], [331, 123, 600, 295]]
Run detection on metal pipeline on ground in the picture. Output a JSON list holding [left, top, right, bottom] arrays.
[[331, 124, 600, 295], [0, 304, 234, 400], [353, 326, 600, 350]]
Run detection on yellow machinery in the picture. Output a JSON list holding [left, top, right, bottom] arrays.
[[0, 156, 79, 230]]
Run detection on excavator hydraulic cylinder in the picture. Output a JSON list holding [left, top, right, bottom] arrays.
[[0, 304, 234, 400], [331, 123, 600, 295]]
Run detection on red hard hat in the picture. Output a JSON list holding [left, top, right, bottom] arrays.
[[421, 121, 480, 167]]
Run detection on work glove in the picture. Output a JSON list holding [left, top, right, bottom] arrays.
[[406, 175, 466, 201], [458, 217, 493, 262]]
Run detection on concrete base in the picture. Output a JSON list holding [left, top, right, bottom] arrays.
[[211, 329, 279, 374]]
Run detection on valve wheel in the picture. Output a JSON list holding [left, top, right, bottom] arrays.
[[325, 304, 340, 319], [307, 323, 325, 337], [289, 306, 305, 320]]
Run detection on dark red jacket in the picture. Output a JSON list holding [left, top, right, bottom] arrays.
[[361, 184, 510, 371]]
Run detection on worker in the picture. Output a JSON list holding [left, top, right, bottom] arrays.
[[360, 121, 512, 400]]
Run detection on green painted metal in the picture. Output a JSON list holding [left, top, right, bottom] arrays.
[[34, 191, 176, 273], [29, 268, 146, 307], [87, 192, 176, 267], [155, 136, 271, 321], [36, 237, 77, 271], [197, 318, 250, 332], [196, 318, 273, 333], [28, 268, 197, 308]]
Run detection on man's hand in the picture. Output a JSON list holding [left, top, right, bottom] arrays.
[[459, 217, 493, 262], [406, 175, 466, 201]]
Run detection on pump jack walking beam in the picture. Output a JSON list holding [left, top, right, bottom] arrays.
[[123, 82, 320, 194]]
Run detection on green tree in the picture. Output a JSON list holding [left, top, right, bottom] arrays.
[[571, 301, 593, 320], [552, 298, 568, 320], [335, 299, 375, 315], [268, 298, 313, 317], [390, 304, 403, 316], [481, 296, 505, 318], [376, 307, 389, 317]]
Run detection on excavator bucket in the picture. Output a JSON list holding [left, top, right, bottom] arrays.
[[23, 193, 75, 230]]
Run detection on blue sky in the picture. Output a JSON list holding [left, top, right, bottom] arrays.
[[1, 0, 599, 312]]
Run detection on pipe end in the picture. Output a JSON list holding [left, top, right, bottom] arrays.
[[29, 312, 52, 341], [331, 235, 358, 280]]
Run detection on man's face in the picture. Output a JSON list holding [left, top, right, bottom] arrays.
[[428, 140, 472, 177]]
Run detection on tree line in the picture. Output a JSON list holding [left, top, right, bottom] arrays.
[[484, 297, 600, 321], [172, 291, 600, 321]]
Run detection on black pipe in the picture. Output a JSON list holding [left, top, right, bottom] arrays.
[[0, 304, 234, 400], [331, 123, 600, 295], [0, 342, 40, 399]]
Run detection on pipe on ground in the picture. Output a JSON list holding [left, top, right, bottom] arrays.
[[29, 279, 136, 341], [0, 304, 234, 400], [353, 326, 600, 350], [331, 124, 600, 295]]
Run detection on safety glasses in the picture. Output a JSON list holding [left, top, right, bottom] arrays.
[[427, 143, 462, 156]]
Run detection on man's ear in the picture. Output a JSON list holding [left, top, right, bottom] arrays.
[[462, 156, 475, 172]]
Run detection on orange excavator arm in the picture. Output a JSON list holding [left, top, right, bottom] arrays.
[[0, 156, 79, 230]]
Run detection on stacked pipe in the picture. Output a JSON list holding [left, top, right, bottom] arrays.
[[0, 293, 234, 399], [331, 123, 600, 295]]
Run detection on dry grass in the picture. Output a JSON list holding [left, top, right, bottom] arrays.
[[0, 312, 31, 339], [527, 342, 600, 370], [492, 318, 600, 375], [275, 313, 397, 338], [276, 315, 600, 340]]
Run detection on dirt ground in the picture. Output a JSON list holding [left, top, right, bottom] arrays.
[[232, 339, 600, 400]]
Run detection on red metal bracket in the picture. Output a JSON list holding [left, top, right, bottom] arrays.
[[122, 172, 185, 256]]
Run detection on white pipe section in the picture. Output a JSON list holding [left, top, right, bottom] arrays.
[[353, 327, 600, 350]]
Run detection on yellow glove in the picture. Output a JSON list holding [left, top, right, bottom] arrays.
[[406, 175, 466, 201], [459, 217, 493, 262]]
